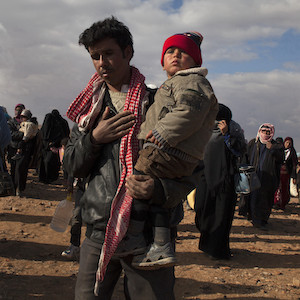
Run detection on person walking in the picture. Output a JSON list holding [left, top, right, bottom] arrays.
[[7, 104, 25, 178], [274, 137, 297, 210], [7, 105, 38, 196], [244, 123, 284, 229]]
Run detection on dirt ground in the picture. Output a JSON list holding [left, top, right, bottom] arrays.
[[1, 171, 300, 300]]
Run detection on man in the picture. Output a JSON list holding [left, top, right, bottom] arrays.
[[63, 17, 201, 300], [7, 104, 26, 195], [244, 123, 284, 229], [7, 104, 25, 161]]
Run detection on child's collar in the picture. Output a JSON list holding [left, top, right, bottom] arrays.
[[175, 67, 208, 77]]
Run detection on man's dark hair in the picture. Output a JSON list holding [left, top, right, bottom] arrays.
[[79, 16, 134, 57]]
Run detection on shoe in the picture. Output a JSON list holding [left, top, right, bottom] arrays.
[[61, 244, 80, 260], [132, 242, 177, 270], [114, 233, 147, 258], [11, 153, 23, 160]]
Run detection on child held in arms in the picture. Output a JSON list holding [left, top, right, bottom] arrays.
[[117, 31, 219, 269]]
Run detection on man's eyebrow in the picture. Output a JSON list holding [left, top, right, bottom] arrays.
[[90, 47, 114, 52]]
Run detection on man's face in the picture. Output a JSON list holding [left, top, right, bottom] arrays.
[[261, 129, 271, 136], [15, 107, 23, 117], [163, 47, 196, 78], [88, 38, 132, 91]]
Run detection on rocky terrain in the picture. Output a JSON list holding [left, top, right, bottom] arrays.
[[0, 171, 300, 299]]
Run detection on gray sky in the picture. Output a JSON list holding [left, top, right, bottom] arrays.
[[1, 0, 300, 150]]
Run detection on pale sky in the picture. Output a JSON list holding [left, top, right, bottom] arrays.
[[1, 0, 300, 151]]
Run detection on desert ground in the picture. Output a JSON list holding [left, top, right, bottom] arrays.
[[0, 171, 300, 300]]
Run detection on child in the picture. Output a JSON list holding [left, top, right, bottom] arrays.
[[116, 32, 219, 269], [11, 109, 38, 160]]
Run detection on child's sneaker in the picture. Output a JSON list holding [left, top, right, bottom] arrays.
[[61, 244, 80, 260], [114, 233, 147, 257], [131, 241, 177, 270]]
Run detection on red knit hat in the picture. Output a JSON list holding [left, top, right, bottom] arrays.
[[15, 103, 25, 110], [161, 32, 203, 66]]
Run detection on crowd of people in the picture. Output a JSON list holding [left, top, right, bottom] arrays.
[[0, 105, 70, 197], [1, 16, 300, 300]]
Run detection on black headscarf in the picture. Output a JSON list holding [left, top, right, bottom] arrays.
[[216, 103, 232, 125], [204, 104, 233, 190], [41, 109, 70, 147]]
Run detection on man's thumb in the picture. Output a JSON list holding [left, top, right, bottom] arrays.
[[102, 107, 110, 120]]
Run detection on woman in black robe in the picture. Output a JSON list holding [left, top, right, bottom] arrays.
[[39, 109, 70, 183], [195, 104, 246, 260]]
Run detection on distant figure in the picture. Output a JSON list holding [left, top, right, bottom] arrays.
[[13, 103, 25, 124], [0, 107, 11, 171], [39, 109, 70, 183], [7, 104, 25, 165], [275, 137, 284, 146], [8, 107, 38, 197], [195, 104, 246, 260], [11, 109, 38, 161], [274, 137, 297, 210], [244, 123, 284, 229]]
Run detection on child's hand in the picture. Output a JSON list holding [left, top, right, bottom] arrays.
[[146, 130, 154, 140], [146, 130, 161, 147]]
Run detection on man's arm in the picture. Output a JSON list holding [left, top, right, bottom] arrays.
[[63, 124, 103, 178], [268, 142, 284, 164], [7, 119, 23, 142], [126, 164, 202, 209]]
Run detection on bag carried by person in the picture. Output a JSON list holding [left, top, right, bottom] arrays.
[[187, 189, 196, 210], [0, 149, 15, 196], [290, 178, 298, 197], [0, 170, 15, 196], [234, 165, 261, 194]]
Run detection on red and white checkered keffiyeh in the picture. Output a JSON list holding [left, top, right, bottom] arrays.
[[66, 67, 146, 295], [256, 123, 275, 144], [66, 72, 106, 130]]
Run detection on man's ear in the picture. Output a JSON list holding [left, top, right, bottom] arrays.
[[124, 45, 133, 61]]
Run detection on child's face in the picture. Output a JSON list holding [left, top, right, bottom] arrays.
[[20, 116, 28, 122], [163, 47, 196, 78]]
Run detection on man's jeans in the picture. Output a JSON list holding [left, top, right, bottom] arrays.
[[75, 237, 175, 300]]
